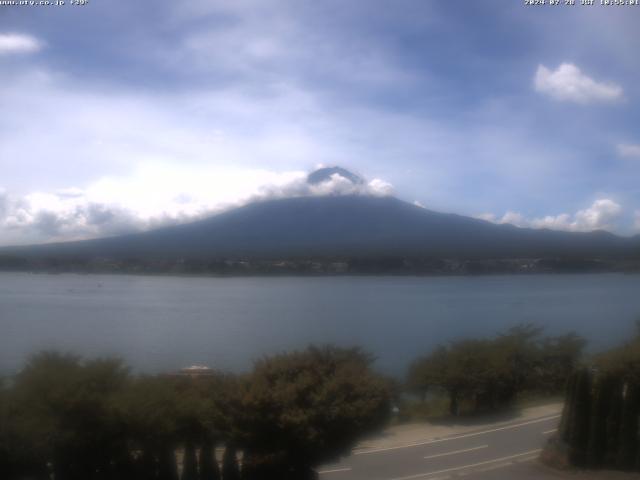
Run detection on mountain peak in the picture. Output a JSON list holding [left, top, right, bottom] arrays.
[[307, 167, 364, 186]]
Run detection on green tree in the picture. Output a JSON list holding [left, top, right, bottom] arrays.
[[408, 334, 532, 415], [616, 383, 639, 470], [567, 368, 591, 467], [113, 375, 181, 480], [538, 333, 586, 394], [0, 377, 13, 479], [198, 440, 220, 480], [234, 346, 390, 478], [597, 322, 640, 384], [182, 442, 198, 480], [586, 374, 616, 468], [604, 376, 624, 467], [408, 325, 582, 417], [157, 446, 179, 480], [557, 361, 640, 472], [10, 352, 130, 480], [221, 445, 240, 480], [407, 345, 448, 405], [495, 324, 543, 396]]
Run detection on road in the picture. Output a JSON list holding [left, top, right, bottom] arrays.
[[318, 413, 561, 480]]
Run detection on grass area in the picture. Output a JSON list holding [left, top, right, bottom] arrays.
[[394, 395, 451, 423], [514, 392, 564, 410], [394, 391, 563, 425]]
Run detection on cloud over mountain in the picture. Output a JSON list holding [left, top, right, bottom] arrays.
[[479, 198, 624, 233], [0, 167, 394, 245]]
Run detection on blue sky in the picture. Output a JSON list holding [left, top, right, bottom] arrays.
[[1, 0, 639, 245]]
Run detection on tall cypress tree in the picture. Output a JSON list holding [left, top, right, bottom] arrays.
[[182, 443, 198, 480], [587, 374, 614, 468], [157, 446, 179, 480], [0, 451, 9, 480], [616, 383, 640, 470], [239, 451, 257, 480], [139, 448, 158, 480], [604, 375, 624, 468], [222, 445, 240, 480], [199, 441, 220, 480], [636, 428, 640, 472], [568, 368, 591, 467], [111, 449, 137, 480], [559, 371, 578, 443]]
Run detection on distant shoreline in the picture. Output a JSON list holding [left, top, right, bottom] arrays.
[[1, 256, 639, 277]]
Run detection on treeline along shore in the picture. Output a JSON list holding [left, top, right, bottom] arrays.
[[5, 322, 635, 479], [2, 255, 640, 276]]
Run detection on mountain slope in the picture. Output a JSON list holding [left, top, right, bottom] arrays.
[[2, 195, 638, 260]]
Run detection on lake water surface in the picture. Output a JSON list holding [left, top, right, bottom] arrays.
[[1, 272, 639, 376]]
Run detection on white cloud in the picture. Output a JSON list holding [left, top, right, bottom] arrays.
[[480, 199, 623, 233], [163, 0, 416, 92], [0, 33, 42, 55], [617, 143, 640, 158], [572, 199, 622, 231], [0, 190, 8, 223], [500, 211, 528, 228], [0, 69, 343, 193], [0, 167, 394, 245], [530, 213, 573, 231], [534, 63, 623, 104], [634, 211, 640, 233], [367, 178, 395, 197], [476, 213, 496, 223]]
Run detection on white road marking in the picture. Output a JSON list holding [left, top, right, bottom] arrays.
[[355, 415, 560, 455], [542, 429, 557, 434], [457, 455, 538, 476], [387, 449, 542, 480], [318, 467, 352, 475], [423, 445, 488, 460], [516, 455, 540, 463]]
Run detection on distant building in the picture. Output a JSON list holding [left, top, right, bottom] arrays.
[[173, 364, 216, 377]]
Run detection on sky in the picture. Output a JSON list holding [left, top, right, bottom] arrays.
[[1, 0, 639, 245]]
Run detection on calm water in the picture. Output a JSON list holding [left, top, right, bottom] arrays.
[[1, 272, 639, 376]]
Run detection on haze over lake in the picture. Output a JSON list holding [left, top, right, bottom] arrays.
[[1, 272, 639, 376]]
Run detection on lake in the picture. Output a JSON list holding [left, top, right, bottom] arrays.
[[1, 272, 639, 377]]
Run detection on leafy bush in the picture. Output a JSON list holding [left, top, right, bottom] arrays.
[[407, 325, 585, 416]]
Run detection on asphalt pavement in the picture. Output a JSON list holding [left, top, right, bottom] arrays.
[[318, 411, 562, 480]]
